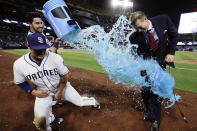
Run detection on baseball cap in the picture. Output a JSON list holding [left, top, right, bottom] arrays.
[[27, 33, 50, 50]]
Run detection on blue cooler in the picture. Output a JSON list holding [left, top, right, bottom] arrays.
[[42, 0, 80, 39]]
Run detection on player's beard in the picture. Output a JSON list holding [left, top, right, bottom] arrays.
[[31, 49, 46, 62], [32, 26, 43, 33], [35, 27, 43, 33], [36, 51, 46, 61], [36, 54, 45, 61]]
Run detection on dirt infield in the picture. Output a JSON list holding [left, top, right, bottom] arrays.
[[175, 60, 197, 64], [0, 50, 197, 131]]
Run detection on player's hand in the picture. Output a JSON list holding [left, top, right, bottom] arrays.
[[31, 90, 49, 98], [165, 54, 174, 63], [55, 38, 63, 44], [54, 91, 62, 101]]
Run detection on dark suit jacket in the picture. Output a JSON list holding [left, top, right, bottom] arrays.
[[129, 14, 178, 68]]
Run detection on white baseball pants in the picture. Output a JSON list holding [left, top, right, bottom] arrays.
[[34, 82, 97, 131]]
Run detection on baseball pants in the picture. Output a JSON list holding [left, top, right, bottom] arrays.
[[34, 82, 97, 131]]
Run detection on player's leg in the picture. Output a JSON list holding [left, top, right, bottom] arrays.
[[34, 96, 54, 131], [61, 82, 100, 108]]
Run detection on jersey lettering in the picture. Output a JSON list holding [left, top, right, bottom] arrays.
[[26, 68, 59, 81], [49, 70, 54, 75], [43, 70, 49, 76], [32, 74, 38, 81], [26, 75, 31, 80], [37, 71, 44, 78], [54, 68, 58, 75]]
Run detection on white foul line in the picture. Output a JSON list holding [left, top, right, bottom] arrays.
[[176, 67, 197, 72]]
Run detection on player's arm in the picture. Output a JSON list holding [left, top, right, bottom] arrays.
[[31, 89, 49, 98], [13, 60, 49, 98], [17, 81, 49, 98], [49, 38, 62, 53], [17, 81, 34, 93], [54, 74, 68, 101], [54, 53, 69, 100]]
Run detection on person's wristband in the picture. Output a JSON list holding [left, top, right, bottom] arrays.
[[53, 42, 58, 49], [17, 82, 34, 93]]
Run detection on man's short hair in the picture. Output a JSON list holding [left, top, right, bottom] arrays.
[[26, 12, 42, 24], [130, 11, 146, 25]]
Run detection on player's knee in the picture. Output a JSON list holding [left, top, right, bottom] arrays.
[[34, 115, 46, 131]]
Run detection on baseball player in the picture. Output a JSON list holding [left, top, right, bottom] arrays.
[[26, 12, 60, 53], [13, 33, 100, 131]]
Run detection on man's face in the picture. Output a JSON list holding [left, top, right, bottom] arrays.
[[134, 17, 149, 32], [30, 18, 44, 33], [30, 48, 46, 61], [50, 37, 55, 43]]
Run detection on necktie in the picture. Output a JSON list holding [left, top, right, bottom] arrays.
[[148, 31, 158, 52]]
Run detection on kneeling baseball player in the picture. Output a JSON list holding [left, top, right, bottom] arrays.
[[13, 33, 100, 131]]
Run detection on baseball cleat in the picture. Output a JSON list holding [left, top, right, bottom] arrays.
[[143, 113, 149, 121], [53, 102, 64, 108], [50, 117, 64, 125], [93, 100, 100, 109], [151, 120, 159, 131]]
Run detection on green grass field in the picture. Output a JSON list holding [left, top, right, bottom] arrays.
[[4, 49, 197, 93]]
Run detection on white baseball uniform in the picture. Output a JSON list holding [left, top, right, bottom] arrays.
[[13, 51, 98, 130]]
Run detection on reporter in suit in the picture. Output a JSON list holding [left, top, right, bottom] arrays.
[[129, 11, 178, 131]]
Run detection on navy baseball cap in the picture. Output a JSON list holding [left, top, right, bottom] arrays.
[[27, 33, 50, 50]]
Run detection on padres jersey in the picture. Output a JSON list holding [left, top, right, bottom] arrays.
[[13, 51, 69, 93]]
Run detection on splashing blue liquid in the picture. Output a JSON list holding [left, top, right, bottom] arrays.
[[62, 15, 180, 108]]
